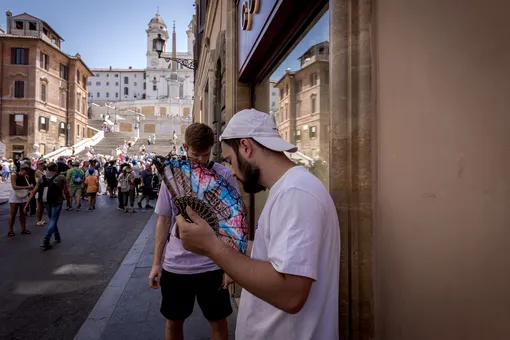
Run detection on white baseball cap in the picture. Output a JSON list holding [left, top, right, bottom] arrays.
[[220, 109, 298, 153]]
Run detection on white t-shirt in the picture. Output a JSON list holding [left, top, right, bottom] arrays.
[[236, 166, 340, 340], [132, 165, 141, 178]]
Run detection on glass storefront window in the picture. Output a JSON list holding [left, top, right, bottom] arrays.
[[268, 9, 330, 189]]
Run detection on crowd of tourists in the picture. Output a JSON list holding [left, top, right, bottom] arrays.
[[5, 145, 165, 250]]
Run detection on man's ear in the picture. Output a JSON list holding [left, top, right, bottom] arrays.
[[183, 143, 189, 152], [239, 138, 254, 158]]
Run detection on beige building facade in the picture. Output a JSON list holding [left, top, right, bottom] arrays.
[[194, 0, 510, 339], [0, 12, 92, 160]]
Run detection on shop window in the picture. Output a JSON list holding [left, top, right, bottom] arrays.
[[10, 114, 27, 136], [59, 122, 66, 135], [267, 8, 330, 187], [39, 116, 48, 132]]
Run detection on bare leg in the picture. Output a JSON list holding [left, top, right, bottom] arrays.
[[165, 320, 184, 340], [209, 319, 229, 340], [37, 200, 44, 223], [9, 203, 18, 233], [19, 204, 27, 231], [88, 195, 92, 208]]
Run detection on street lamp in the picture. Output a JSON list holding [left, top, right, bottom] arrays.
[[153, 34, 197, 70]]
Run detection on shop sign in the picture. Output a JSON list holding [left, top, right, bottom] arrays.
[[241, 0, 260, 31]]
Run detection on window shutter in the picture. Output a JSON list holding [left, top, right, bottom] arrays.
[[24, 48, 29, 65], [9, 115, 15, 135], [38, 116, 42, 131], [46, 55, 49, 70], [23, 114, 28, 135], [11, 48, 16, 64]]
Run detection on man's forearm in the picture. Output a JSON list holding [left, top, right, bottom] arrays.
[[208, 239, 300, 313], [153, 216, 171, 265]]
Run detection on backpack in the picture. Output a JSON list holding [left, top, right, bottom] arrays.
[[41, 174, 60, 204], [72, 169, 83, 185], [120, 174, 130, 192]]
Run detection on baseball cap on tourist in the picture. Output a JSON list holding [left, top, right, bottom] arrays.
[[220, 108, 298, 153]]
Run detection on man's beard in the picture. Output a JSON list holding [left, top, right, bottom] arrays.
[[237, 153, 265, 194]]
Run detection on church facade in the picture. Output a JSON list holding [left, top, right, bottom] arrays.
[[87, 13, 194, 139]]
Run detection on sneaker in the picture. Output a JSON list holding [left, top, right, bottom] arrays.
[[67, 207, 73, 211], [92, 205, 96, 210], [55, 235, 61, 243], [76, 205, 81, 212], [41, 240, 53, 250], [117, 207, 124, 211], [88, 207, 92, 211], [137, 202, 142, 209], [37, 220, 46, 226]]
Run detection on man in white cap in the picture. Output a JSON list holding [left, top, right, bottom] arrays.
[[176, 109, 340, 340]]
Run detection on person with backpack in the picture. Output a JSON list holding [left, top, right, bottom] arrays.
[[118, 165, 136, 213], [25, 162, 70, 250], [66, 161, 84, 211]]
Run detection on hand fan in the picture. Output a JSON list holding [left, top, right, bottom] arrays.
[[152, 156, 248, 254]]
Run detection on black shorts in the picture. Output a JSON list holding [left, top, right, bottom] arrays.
[[87, 192, 97, 197], [107, 179, 117, 188], [160, 269, 232, 321], [142, 187, 153, 196]]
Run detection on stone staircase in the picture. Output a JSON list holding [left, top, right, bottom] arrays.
[[132, 137, 176, 157], [76, 131, 132, 157]]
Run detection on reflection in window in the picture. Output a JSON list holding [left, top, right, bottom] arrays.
[[269, 8, 330, 189]]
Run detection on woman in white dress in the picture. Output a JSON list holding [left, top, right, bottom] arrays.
[[8, 163, 33, 237]]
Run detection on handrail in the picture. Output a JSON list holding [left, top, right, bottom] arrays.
[[43, 130, 105, 160]]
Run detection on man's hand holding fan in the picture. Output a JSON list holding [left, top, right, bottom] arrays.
[[152, 157, 249, 254]]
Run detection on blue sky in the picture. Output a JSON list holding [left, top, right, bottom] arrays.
[[271, 9, 329, 82], [1, 0, 195, 69]]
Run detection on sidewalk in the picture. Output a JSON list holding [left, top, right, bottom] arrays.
[[74, 213, 237, 340]]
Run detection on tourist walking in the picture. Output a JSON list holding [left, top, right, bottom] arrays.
[[25, 162, 70, 250], [34, 160, 47, 226], [67, 161, 84, 211], [7, 163, 33, 237], [84, 168, 99, 210]]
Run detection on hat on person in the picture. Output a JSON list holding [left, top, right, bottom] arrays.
[[88, 168, 95, 175], [20, 163, 31, 170], [125, 167, 132, 173], [219, 108, 298, 153]]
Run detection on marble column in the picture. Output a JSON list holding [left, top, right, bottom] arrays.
[[329, 0, 374, 339]]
